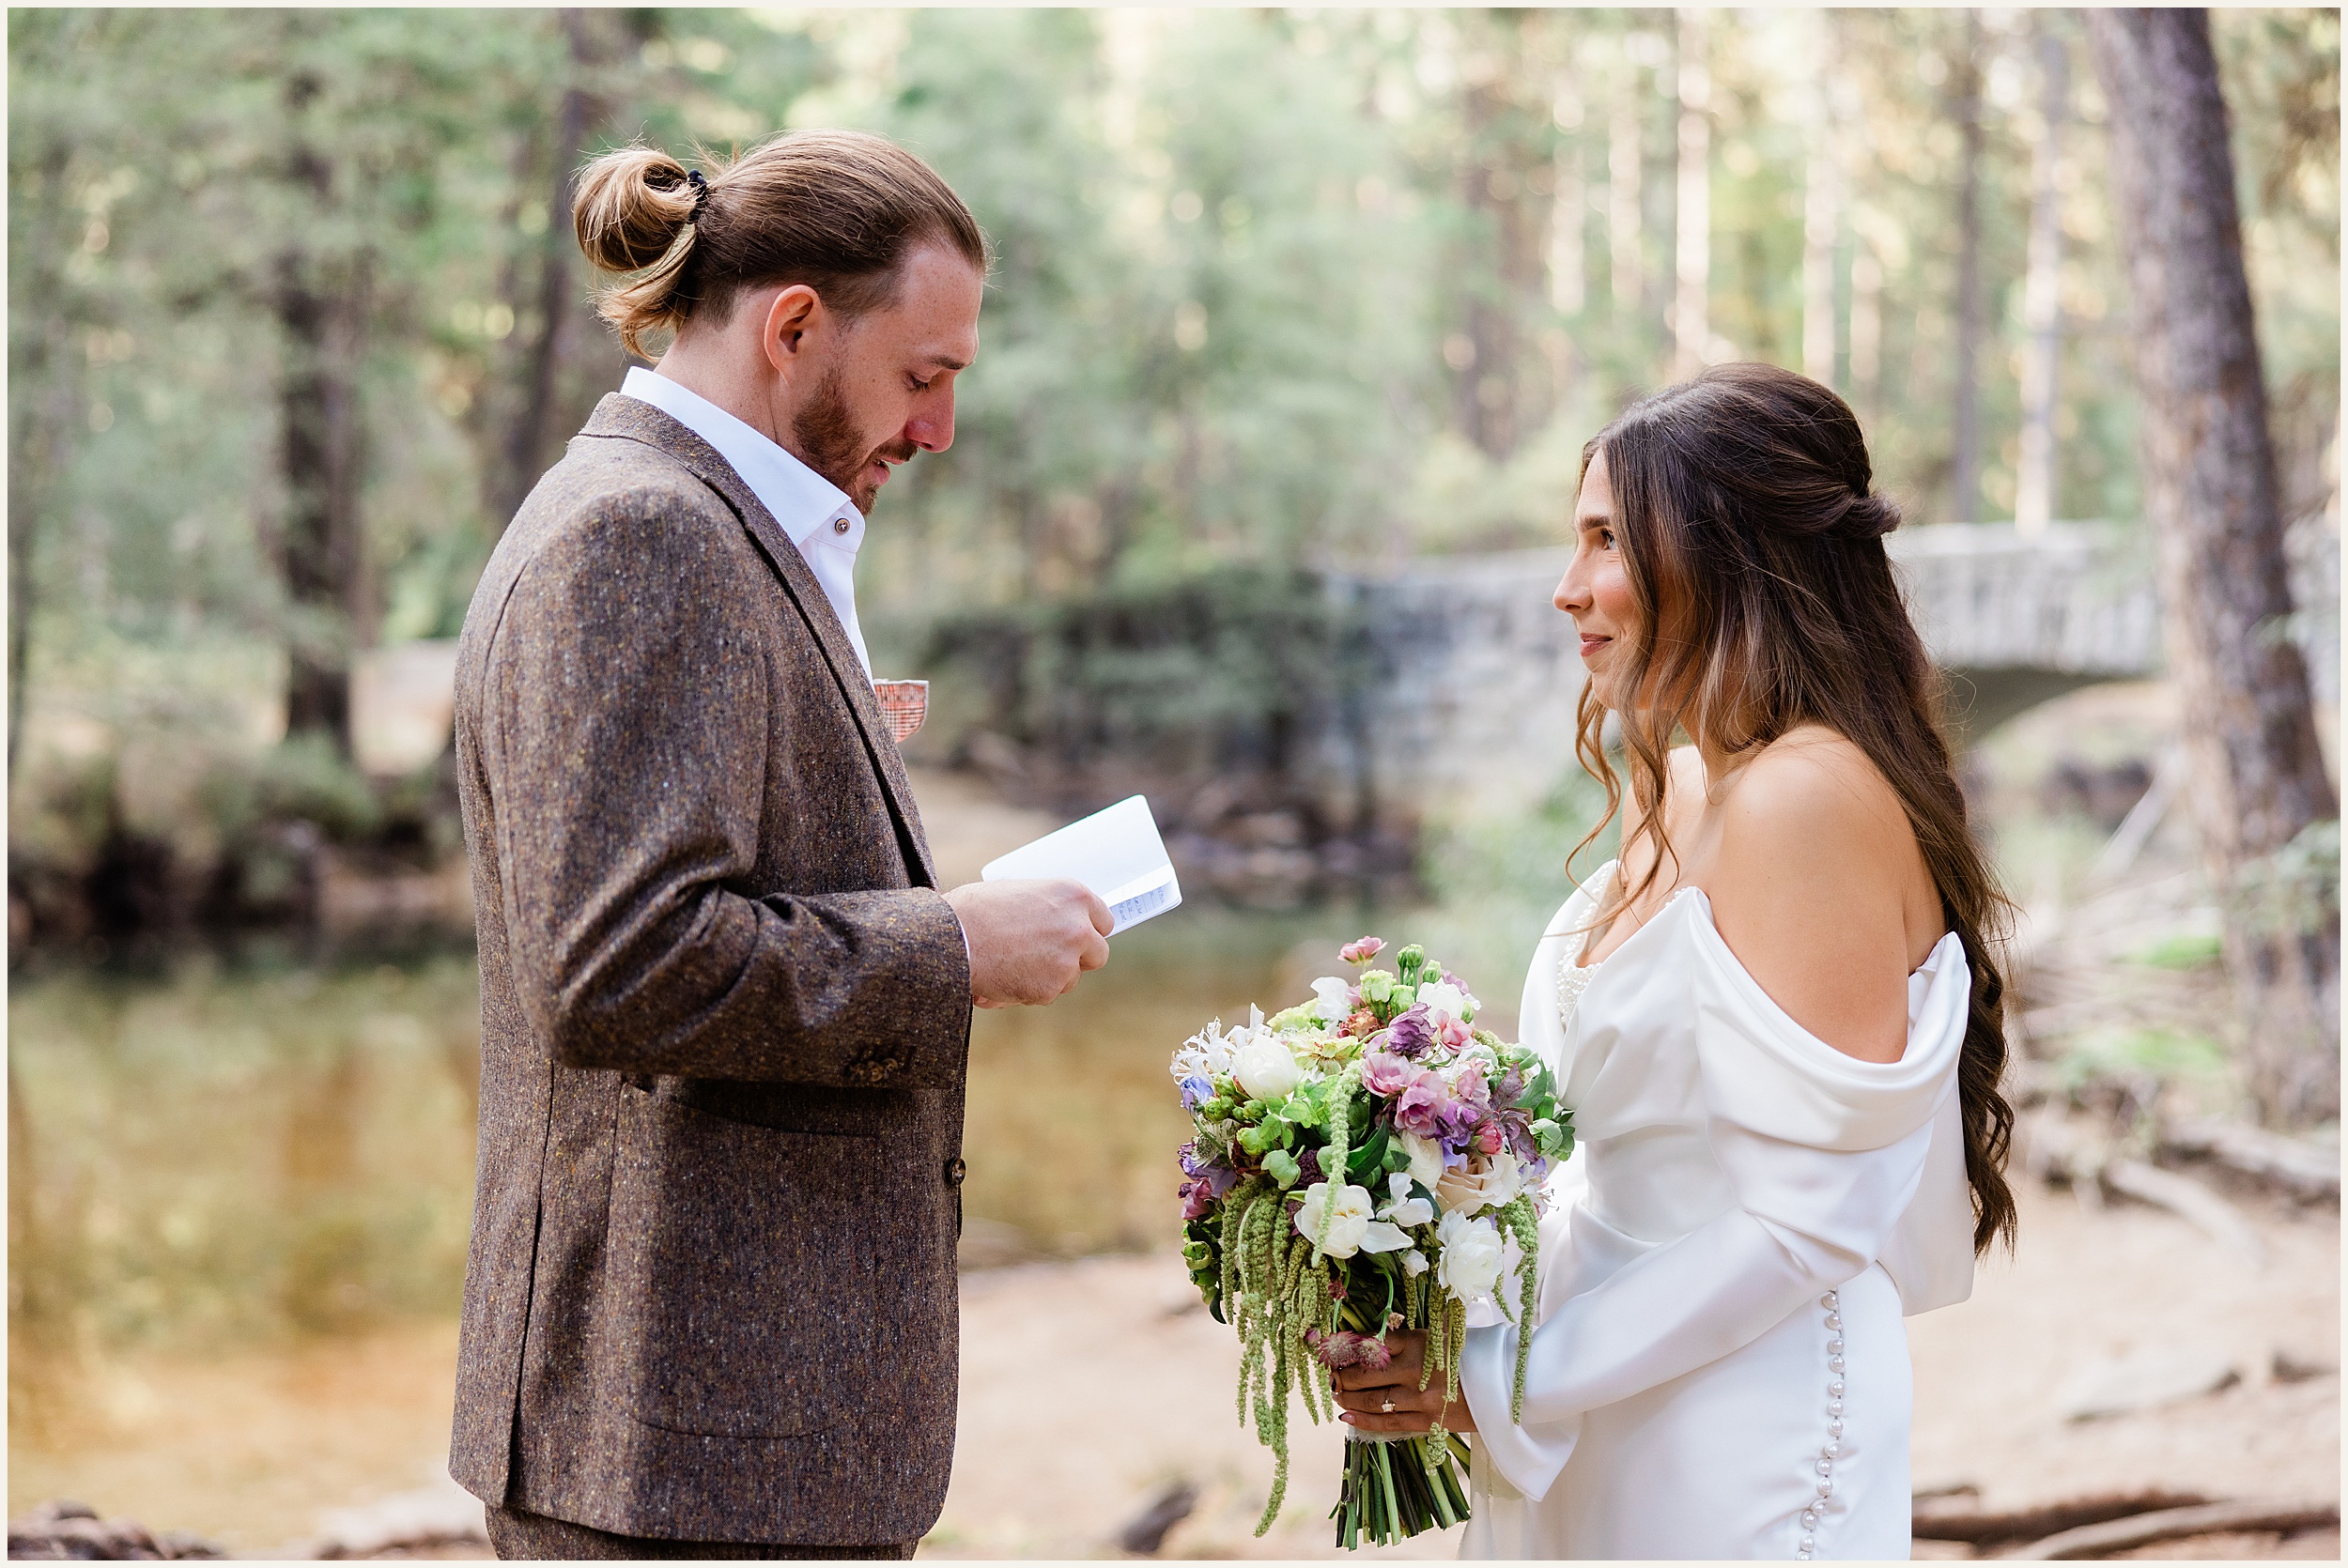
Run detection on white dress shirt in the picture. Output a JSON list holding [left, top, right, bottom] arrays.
[[619, 365, 872, 678]]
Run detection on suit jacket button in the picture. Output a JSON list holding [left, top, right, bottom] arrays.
[[945, 1158, 967, 1187]]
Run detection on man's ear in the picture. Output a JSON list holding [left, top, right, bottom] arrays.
[[760, 284, 824, 379]]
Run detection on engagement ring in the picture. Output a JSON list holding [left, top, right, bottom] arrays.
[[1381, 1397, 1396, 1413]]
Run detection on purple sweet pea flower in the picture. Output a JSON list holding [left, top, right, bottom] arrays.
[[1179, 1141, 1239, 1198], [1179, 1074, 1215, 1112], [1360, 1050, 1415, 1098], [1385, 1003, 1437, 1059]]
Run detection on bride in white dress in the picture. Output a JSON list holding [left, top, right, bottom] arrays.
[[1330, 363, 2018, 1560]]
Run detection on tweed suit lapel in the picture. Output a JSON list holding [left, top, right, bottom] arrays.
[[577, 394, 940, 889]]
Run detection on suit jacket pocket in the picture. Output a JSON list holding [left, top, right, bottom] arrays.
[[608, 1084, 884, 1438]]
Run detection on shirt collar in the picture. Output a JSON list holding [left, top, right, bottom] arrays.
[[619, 365, 864, 553]]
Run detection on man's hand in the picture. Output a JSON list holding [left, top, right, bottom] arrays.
[[943, 878, 1112, 1007], [1331, 1330, 1478, 1436]]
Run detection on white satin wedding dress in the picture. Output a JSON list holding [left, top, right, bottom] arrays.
[[1456, 862, 1978, 1560]]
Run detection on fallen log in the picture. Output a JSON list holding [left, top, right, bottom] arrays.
[[6, 1499, 223, 1560], [1116, 1480, 1198, 1556], [2006, 1497, 2340, 1560], [2101, 1157, 2266, 1267], [2162, 1115, 2341, 1200], [1911, 1488, 2211, 1545]]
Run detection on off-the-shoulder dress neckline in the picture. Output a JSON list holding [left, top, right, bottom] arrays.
[[1553, 858, 1961, 1063]]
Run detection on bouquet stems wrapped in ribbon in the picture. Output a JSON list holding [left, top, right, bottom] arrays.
[[1171, 938, 1574, 1548]]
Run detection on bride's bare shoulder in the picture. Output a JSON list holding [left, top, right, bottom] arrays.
[[1709, 726, 1925, 1060], [1719, 727, 1911, 855]]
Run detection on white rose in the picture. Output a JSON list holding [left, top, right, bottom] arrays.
[[1396, 1130, 1446, 1191], [1436, 1209, 1507, 1301], [1294, 1181, 1375, 1258], [1232, 1035, 1304, 1102], [1311, 976, 1353, 1023], [1416, 979, 1468, 1021], [1436, 1153, 1522, 1219]]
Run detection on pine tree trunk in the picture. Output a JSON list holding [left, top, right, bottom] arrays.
[[1800, 14, 1843, 388], [1670, 8, 1710, 380], [487, 8, 621, 530], [2090, 7, 2341, 1126], [274, 95, 371, 757], [1607, 88, 1643, 315], [2014, 23, 2071, 536], [1948, 9, 1985, 523], [275, 241, 370, 753]]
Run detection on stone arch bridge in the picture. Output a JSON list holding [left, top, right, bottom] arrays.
[[1321, 523, 2170, 822]]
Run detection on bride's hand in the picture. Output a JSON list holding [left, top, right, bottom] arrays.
[[1329, 1330, 1477, 1436]]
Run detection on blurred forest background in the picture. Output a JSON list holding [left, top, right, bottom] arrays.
[[8, 8, 2340, 943], [7, 8, 2340, 1560]]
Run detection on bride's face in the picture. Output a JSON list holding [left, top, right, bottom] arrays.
[[1554, 449, 1642, 709]]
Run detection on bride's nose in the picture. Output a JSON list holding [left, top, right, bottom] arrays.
[[1553, 567, 1587, 615]]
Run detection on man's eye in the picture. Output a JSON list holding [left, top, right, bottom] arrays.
[[910, 376, 934, 392]]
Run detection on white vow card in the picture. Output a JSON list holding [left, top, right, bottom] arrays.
[[981, 794, 1183, 935]]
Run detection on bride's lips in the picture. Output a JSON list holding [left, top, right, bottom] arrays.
[[1580, 634, 1612, 659]]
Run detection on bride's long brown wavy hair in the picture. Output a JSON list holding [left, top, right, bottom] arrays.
[[1570, 362, 2017, 1253]]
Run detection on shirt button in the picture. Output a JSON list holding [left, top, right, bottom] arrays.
[[945, 1158, 967, 1187], [833, 516, 851, 535]]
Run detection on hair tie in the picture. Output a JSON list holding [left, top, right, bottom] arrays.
[[686, 168, 710, 223]]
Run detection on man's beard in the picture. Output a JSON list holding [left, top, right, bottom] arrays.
[[793, 367, 915, 515]]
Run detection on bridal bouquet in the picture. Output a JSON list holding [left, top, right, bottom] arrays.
[[1170, 937, 1573, 1547]]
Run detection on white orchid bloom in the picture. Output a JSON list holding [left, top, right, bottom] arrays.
[[1294, 1180, 1375, 1258], [1400, 1248, 1429, 1277], [1380, 1171, 1435, 1229], [1358, 1220, 1414, 1253]]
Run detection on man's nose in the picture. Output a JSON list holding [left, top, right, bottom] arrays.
[[908, 390, 954, 453]]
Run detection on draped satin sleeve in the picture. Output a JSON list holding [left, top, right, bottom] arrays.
[[1460, 891, 1971, 1503]]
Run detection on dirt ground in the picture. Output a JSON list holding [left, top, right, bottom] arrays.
[[12, 1178, 2332, 1560], [927, 1178, 2339, 1560]]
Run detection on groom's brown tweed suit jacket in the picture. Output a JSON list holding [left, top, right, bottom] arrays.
[[446, 394, 972, 1545]]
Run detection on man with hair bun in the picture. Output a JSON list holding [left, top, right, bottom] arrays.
[[446, 128, 1112, 1560]]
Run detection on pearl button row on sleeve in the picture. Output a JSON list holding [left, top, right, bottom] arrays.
[[1797, 1288, 1842, 1560]]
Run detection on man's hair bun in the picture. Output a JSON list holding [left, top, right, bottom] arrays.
[[574, 146, 702, 276]]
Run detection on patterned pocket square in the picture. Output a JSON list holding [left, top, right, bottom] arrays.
[[873, 679, 928, 743]]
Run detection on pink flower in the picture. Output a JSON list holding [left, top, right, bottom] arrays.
[[1360, 1051, 1416, 1098], [1306, 1329, 1394, 1371], [1437, 1016, 1475, 1051], [1340, 936, 1385, 965], [1475, 1122, 1506, 1156], [1393, 1069, 1451, 1139]]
